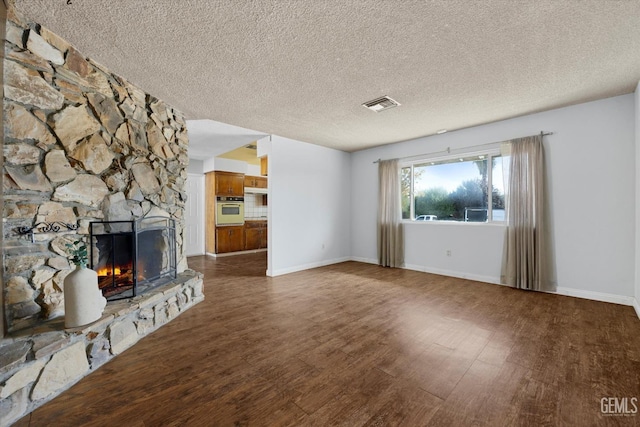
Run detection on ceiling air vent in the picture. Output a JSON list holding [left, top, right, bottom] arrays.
[[362, 96, 400, 112]]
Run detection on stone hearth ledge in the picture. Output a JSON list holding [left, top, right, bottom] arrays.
[[0, 270, 204, 426]]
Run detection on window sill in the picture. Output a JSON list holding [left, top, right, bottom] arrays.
[[402, 220, 507, 227]]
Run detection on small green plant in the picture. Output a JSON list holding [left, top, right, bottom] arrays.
[[65, 239, 88, 268]]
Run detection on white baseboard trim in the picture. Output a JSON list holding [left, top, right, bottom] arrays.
[[205, 249, 267, 258], [403, 263, 502, 285], [186, 252, 205, 257], [350, 256, 378, 265], [553, 287, 636, 307], [270, 256, 352, 277], [632, 298, 640, 319]]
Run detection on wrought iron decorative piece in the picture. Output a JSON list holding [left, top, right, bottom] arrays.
[[17, 222, 79, 242]]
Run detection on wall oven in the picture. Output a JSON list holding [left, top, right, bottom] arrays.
[[216, 197, 244, 225]]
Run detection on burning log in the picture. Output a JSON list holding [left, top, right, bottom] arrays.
[[98, 269, 134, 289]]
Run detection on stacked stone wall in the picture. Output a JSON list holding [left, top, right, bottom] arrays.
[[3, 5, 190, 332]]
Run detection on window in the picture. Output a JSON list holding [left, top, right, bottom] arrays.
[[401, 151, 505, 222]]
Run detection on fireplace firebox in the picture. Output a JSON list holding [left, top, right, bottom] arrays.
[[89, 217, 177, 301]]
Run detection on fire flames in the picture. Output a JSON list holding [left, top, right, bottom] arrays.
[[96, 263, 134, 290], [95, 259, 152, 294], [96, 266, 123, 276]]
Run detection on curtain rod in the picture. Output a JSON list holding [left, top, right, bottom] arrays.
[[373, 131, 553, 164]]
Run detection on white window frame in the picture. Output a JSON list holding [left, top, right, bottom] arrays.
[[401, 147, 504, 223]]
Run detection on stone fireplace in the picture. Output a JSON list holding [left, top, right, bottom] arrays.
[[0, 2, 204, 424], [2, 3, 192, 331]]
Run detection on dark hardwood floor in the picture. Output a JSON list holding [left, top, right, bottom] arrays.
[[16, 253, 640, 426]]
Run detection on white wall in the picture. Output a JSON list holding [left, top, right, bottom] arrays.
[[186, 159, 204, 175], [635, 81, 640, 316], [202, 156, 261, 175], [404, 222, 506, 284], [247, 164, 261, 176], [203, 157, 246, 174], [351, 94, 636, 301], [268, 135, 351, 276]]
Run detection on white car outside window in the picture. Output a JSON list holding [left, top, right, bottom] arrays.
[[415, 215, 437, 221]]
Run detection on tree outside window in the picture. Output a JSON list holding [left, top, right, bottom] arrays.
[[401, 153, 505, 222]]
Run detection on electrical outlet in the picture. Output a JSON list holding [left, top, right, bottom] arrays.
[[446, 249, 452, 257]]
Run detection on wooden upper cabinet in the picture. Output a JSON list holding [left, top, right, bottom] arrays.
[[260, 156, 268, 176], [244, 175, 268, 189], [244, 176, 255, 188], [214, 171, 244, 196], [255, 176, 267, 188]]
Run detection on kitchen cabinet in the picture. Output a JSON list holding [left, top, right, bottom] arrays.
[[214, 171, 244, 196], [244, 175, 268, 189], [205, 172, 217, 253], [244, 227, 262, 251], [260, 156, 268, 176], [205, 171, 243, 253], [218, 223, 266, 253], [215, 226, 245, 253], [260, 225, 268, 248], [244, 221, 267, 250]]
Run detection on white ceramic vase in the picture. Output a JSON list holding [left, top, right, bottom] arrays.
[[64, 265, 107, 328]]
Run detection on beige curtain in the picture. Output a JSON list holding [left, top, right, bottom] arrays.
[[501, 135, 553, 291], [378, 159, 404, 267]]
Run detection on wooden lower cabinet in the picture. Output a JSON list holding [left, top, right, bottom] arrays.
[[244, 228, 261, 250], [260, 226, 267, 249], [215, 222, 267, 253], [244, 221, 267, 251], [215, 226, 244, 253]]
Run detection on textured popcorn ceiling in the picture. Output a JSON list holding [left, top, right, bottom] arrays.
[[14, 0, 640, 152]]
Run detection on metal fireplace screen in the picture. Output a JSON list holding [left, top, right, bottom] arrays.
[[89, 216, 177, 301]]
